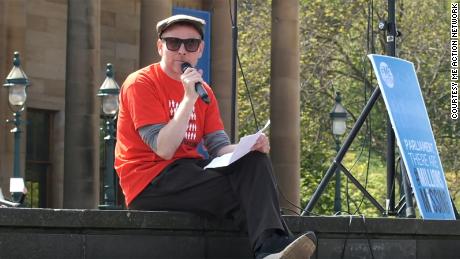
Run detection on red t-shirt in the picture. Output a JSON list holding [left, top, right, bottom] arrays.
[[115, 63, 225, 205]]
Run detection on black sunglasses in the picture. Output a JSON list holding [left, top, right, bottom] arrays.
[[161, 37, 202, 52]]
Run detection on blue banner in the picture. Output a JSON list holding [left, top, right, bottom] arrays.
[[368, 54, 455, 220]]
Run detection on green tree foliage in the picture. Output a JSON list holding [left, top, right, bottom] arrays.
[[237, 0, 459, 216], [237, 0, 272, 136]]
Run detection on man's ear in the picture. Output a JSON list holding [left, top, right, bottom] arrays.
[[157, 38, 164, 56], [197, 41, 204, 59]]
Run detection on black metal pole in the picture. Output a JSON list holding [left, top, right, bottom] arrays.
[[302, 87, 382, 215], [400, 161, 416, 218], [230, 0, 238, 143], [338, 163, 386, 213], [11, 112, 23, 203], [451, 198, 460, 220], [333, 137, 341, 214], [385, 0, 396, 215], [386, 0, 396, 57], [99, 117, 117, 209], [12, 112, 21, 179]]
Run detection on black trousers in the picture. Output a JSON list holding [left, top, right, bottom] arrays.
[[129, 152, 287, 250]]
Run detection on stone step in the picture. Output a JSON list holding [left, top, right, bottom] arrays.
[[0, 208, 459, 258]]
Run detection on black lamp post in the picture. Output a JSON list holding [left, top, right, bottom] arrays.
[[97, 63, 120, 209], [330, 92, 347, 214], [3, 51, 30, 203]]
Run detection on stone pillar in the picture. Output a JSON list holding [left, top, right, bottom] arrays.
[[139, 0, 172, 67], [270, 0, 300, 214], [203, 0, 234, 136], [63, 0, 100, 209], [0, 0, 9, 194], [174, 0, 203, 9], [0, 0, 27, 195], [0, 0, 6, 81]]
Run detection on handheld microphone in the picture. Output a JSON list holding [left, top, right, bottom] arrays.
[[181, 62, 210, 104]]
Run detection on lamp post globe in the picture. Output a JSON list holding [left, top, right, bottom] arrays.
[[97, 63, 120, 209], [330, 92, 347, 137], [98, 63, 120, 116], [4, 51, 29, 113], [330, 92, 347, 214]]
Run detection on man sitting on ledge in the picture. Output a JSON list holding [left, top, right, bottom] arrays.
[[115, 14, 316, 259]]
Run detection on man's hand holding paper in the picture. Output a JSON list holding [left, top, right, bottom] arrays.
[[204, 120, 270, 169], [251, 133, 270, 154]]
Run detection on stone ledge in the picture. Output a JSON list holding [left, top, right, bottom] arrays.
[[1, 208, 458, 236], [0, 208, 239, 231], [0, 208, 459, 258]]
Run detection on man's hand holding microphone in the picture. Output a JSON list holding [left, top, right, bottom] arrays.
[[180, 62, 210, 104]]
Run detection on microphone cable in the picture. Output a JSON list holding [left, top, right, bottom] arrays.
[[345, 0, 376, 216], [228, 0, 260, 131]]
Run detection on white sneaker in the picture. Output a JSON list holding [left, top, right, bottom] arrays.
[[263, 232, 316, 259]]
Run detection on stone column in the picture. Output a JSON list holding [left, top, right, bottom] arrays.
[[0, 0, 7, 81], [270, 0, 300, 214], [139, 0, 172, 67], [203, 0, 234, 136], [63, 0, 100, 209], [0, 0, 27, 195], [175, 0, 203, 9], [0, 0, 9, 194]]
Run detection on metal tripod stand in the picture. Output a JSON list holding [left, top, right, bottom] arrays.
[[301, 0, 416, 217]]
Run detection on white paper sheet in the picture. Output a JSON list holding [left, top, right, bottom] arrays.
[[204, 120, 270, 169]]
